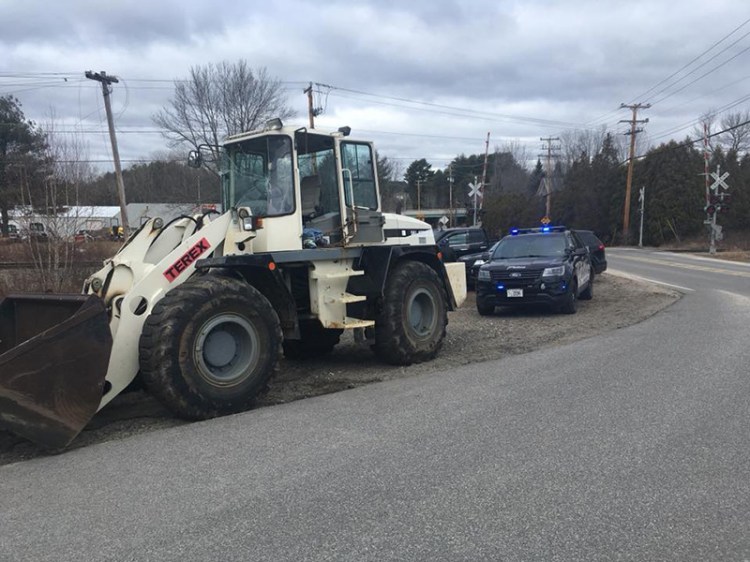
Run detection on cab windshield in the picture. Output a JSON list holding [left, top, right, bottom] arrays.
[[492, 234, 567, 259], [221, 135, 294, 217]]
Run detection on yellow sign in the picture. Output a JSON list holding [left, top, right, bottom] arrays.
[[541, 216, 551, 225]]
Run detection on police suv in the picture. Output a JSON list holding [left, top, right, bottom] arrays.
[[475, 226, 593, 315]]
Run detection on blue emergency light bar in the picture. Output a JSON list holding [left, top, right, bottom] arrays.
[[509, 225, 566, 235]]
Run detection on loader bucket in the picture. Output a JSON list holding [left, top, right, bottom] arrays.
[[0, 294, 112, 449]]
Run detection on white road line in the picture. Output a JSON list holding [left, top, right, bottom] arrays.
[[606, 269, 695, 293], [658, 252, 750, 268], [609, 253, 750, 278]]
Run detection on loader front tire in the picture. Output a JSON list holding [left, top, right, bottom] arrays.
[[139, 275, 282, 420], [372, 260, 447, 365]]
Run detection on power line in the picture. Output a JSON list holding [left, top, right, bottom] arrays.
[[586, 18, 750, 128], [658, 72, 750, 114], [648, 91, 750, 141], [633, 17, 750, 104], [630, 117, 750, 162], [650, 42, 750, 106], [325, 84, 584, 129]]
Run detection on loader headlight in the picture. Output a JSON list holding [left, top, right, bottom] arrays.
[[237, 207, 253, 231]]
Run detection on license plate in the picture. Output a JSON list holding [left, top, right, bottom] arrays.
[[506, 288, 523, 297]]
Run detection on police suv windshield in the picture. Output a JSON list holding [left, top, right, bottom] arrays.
[[492, 233, 567, 259]]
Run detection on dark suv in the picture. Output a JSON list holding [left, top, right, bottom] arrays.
[[475, 227, 593, 315], [573, 229, 607, 274], [434, 227, 492, 262]]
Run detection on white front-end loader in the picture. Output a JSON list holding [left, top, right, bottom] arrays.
[[0, 120, 466, 449]]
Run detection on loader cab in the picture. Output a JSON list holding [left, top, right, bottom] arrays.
[[219, 122, 385, 252]]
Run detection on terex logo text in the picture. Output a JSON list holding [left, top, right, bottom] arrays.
[[163, 238, 211, 282]]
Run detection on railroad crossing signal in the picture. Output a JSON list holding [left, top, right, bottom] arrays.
[[705, 165, 729, 255], [468, 181, 482, 226]]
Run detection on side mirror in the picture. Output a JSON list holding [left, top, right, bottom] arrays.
[[187, 150, 202, 169]]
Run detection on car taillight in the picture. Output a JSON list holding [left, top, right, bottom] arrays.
[[598, 244, 605, 250]]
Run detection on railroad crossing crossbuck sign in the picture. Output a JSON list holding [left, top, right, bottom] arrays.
[[468, 182, 482, 198], [710, 169, 729, 192]]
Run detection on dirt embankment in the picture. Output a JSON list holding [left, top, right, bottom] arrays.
[[0, 273, 679, 466]]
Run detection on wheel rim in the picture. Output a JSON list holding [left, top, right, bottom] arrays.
[[407, 287, 437, 338], [194, 313, 260, 387]]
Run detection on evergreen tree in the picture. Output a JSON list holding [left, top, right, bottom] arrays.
[[404, 158, 434, 210], [638, 140, 704, 245], [0, 96, 48, 233]]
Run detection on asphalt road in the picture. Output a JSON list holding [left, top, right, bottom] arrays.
[[608, 247, 750, 295], [1, 254, 749, 561]]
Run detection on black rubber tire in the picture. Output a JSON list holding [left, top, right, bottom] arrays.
[[139, 275, 282, 420], [283, 320, 343, 359], [372, 260, 448, 365], [559, 278, 578, 314], [476, 299, 495, 316], [579, 269, 594, 301]]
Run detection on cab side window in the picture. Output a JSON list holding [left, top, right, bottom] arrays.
[[446, 232, 468, 247], [468, 230, 485, 244]]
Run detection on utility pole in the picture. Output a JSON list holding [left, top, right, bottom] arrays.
[[539, 136, 561, 219], [473, 175, 479, 226], [620, 102, 650, 244], [702, 123, 716, 254], [480, 132, 491, 214], [448, 164, 454, 227], [86, 70, 129, 235], [304, 82, 316, 128], [638, 186, 645, 248]]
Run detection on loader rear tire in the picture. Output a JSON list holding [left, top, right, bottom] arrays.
[[372, 260, 447, 365], [139, 275, 282, 420]]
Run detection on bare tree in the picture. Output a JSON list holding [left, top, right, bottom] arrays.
[[17, 115, 98, 292], [691, 110, 717, 145], [153, 61, 296, 171], [500, 140, 532, 171], [559, 125, 612, 170], [720, 109, 750, 153], [46, 110, 94, 195]]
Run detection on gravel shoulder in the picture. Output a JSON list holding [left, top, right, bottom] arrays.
[[0, 272, 679, 465]]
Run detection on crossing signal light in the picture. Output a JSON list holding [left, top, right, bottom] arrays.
[[705, 204, 716, 217]]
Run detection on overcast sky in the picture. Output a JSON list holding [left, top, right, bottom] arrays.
[[1, 0, 749, 177]]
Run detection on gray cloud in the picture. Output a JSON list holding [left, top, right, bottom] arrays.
[[1, 0, 748, 171]]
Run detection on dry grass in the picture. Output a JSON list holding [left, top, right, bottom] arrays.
[[0, 240, 122, 297], [659, 228, 750, 263], [703, 250, 750, 263]]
